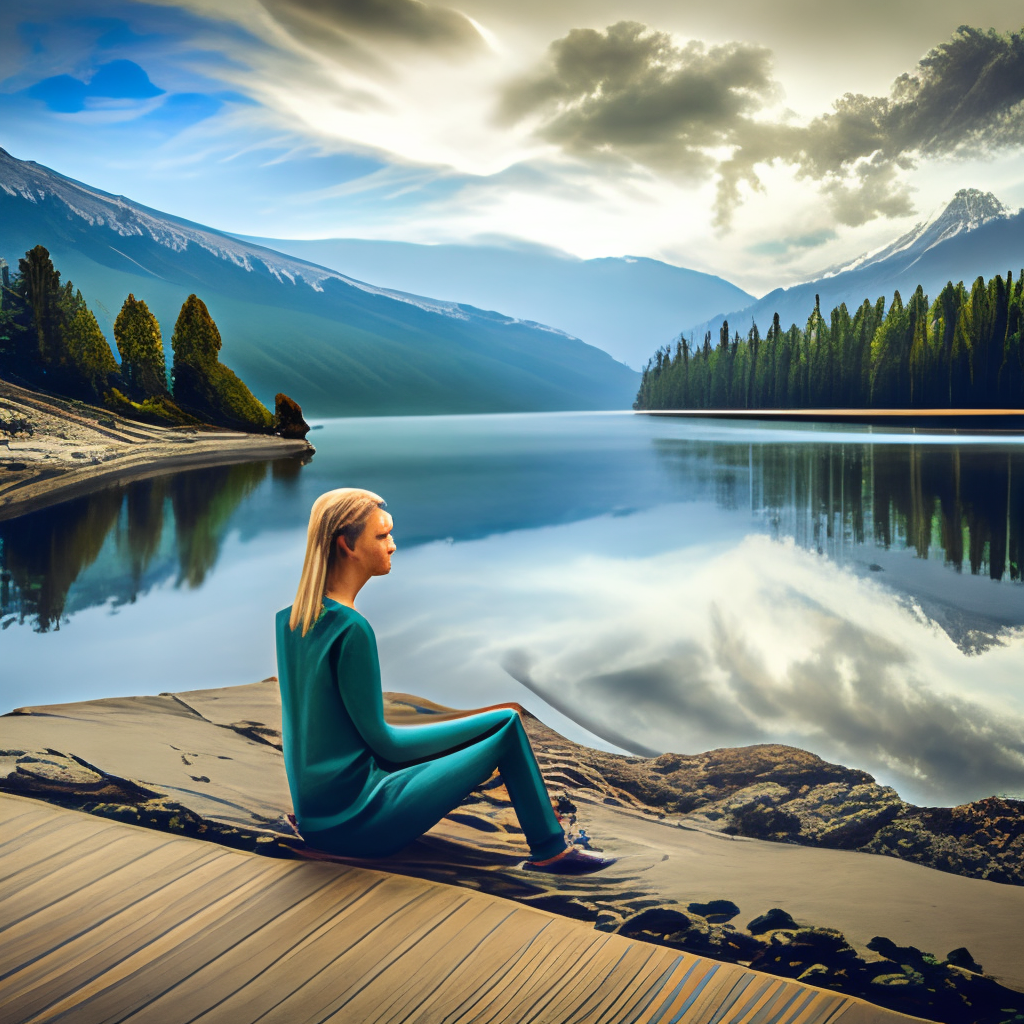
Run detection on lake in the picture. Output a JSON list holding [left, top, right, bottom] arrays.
[[2, 411, 1023, 807]]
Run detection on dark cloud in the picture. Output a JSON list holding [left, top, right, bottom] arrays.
[[260, 0, 484, 60], [499, 21, 776, 181], [503, 23, 1024, 227]]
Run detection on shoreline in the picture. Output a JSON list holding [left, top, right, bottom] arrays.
[[0, 377, 314, 521], [2, 680, 1022, 1022], [637, 407, 1024, 430]]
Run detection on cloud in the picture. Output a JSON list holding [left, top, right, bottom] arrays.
[[747, 228, 838, 258], [259, 0, 484, 59], [26, 58, 164, 112], [503, 23, 1024, 228], [499, 21, 776, 181], [481, 533, 1024, 805]]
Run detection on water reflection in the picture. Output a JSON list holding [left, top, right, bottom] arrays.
[[656, 440, 1024, 581], [0, 460, 274, 631], [1, 416, 1023, 807]]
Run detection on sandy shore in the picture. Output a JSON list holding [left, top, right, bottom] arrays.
[[0, 377, 313, 521], [2, 680, 1021, 1022]]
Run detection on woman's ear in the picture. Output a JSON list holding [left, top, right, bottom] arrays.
[[335, 533, 354, 559]]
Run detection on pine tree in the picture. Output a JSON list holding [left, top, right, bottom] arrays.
[[170, 294, 272, 432], [115, 294, 167, 400], [17, 245, 69, 375], [62, 291, 118, 400]]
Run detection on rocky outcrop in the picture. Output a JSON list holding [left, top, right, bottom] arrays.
[[523, 734, 1024, 886], [273, 393, 310, 439]]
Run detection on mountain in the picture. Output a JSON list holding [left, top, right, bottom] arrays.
[[685, 189, 1022, 343], [238, 236, 754, 371], [0, 148, 638, 416]]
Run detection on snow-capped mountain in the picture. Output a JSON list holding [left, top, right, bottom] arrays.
[[824, 189, 1015, 279], [686, 189, 1024, 344], [0, 148, 578, 334], [0, 148, 638, 415]]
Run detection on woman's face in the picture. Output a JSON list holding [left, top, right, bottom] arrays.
[[350, 507, 396, 576]]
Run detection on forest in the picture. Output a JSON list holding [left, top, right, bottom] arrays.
[[635, 270, 1024, 411], [0, 245, 274, 433]]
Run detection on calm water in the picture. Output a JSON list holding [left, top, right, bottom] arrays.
[[2, 412, 1023, 806]]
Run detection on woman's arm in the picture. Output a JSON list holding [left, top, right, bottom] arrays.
[[336, 622, 514, 762]]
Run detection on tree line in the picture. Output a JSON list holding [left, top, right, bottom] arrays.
[[0, 245, 275, 432], [634, 270, 1024, 411]]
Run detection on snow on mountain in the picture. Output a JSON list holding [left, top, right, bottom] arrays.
[[684, 188, 1024, 346], [0, 147, 582, 337], [823, 189, 1016, 279]]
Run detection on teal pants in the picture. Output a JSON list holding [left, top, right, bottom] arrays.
[[303, 710, 567, 861]]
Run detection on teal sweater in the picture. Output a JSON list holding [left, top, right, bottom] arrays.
[[275, 598, 511, 833]]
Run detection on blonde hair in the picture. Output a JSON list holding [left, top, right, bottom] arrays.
[[289, 487, 386, 636]]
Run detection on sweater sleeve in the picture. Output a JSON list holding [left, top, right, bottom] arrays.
[[335, 618, 514, 763]]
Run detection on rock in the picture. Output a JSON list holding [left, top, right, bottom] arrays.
[[687, 899, 740, 922], [797, 964, 831, 983], [274, 393, 309, 439], [747, 908, 798, 934], [867, 935, 934, 970], [945, 947, 984, 974], [618, 906, 693, 944]]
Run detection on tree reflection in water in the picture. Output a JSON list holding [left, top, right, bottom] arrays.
[[0, 460, 278, 631], [656, 441, 1023, 581]]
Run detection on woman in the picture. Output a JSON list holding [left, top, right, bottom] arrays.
[[276, 487, 615, 873]]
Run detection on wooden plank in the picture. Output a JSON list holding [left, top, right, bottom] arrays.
[[482, 917, 614, 1024], [0, 807, 85, 860], [0, 842, 223, 977], [408, 912, 564, 1024], [0, 797, 919, 1024], [48, 864, 326, 1024], [3, 853, 263, 1023], [338, 898, 522, 1023], [0, 819, 130, 892], [255, 885, 473, 1023], [591, 947, 683, 1024], [570, 945, 666, 1024], [192, 875, 456, 1024], [118, 867, 367, 1024], [0, 832, 174, 933]]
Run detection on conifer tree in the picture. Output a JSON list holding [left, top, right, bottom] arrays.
[[62, 292, 118, 400], [115, 294, 167, 400], [170, 293, 272, 432], [18, 245, 67, 372]]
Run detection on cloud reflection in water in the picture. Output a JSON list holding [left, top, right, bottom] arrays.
[[369, 516, 1024, 807]]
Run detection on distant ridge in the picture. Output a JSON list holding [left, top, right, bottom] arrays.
[[0, 148, 638, 416], [240, 235, 755, 370], [687, 189, 1022, 342]]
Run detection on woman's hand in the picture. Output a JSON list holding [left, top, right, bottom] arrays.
[[482, 701, 526, 715], [446, 701, 526, 719]]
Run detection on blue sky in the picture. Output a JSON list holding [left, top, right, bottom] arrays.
[[2, 0, 1024, 293]]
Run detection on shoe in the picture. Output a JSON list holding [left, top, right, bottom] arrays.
[[524, 847, 617, 874]]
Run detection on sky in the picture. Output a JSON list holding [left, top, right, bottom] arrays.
[[2, 0, 1024, 294]]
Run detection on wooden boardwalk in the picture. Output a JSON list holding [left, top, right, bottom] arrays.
[[0, 796, 915, 1024]]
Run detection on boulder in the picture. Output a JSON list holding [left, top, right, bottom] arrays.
[[747, 908, 798, 934], [274, 393, 310, 439], [687, 899, 740, 922]]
